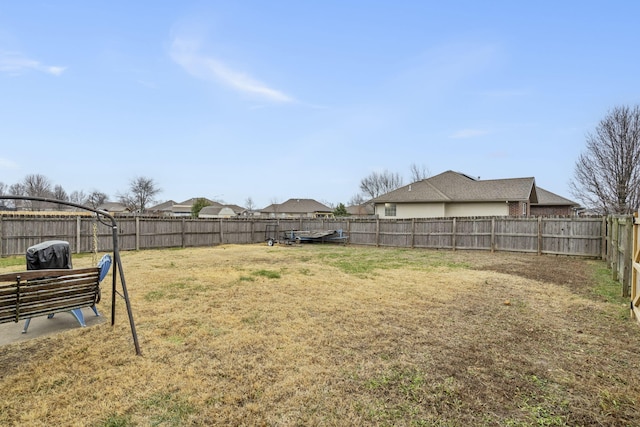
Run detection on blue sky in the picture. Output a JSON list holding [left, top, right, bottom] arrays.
[[1, 1, 639, 209]]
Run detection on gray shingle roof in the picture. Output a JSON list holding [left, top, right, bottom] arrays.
[[97, 202, 129, 212], [148, 200, 176, 212], [534, 187, 579, 206], [261, 198, 331, 213], [372, 170, 537, 203]]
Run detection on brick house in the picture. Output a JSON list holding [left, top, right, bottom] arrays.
[[372, 170, 579, 219]]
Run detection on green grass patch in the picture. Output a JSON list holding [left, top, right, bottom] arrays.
[[504, 374, 569, 427], [144, 290, 166, 302], [252, 269, 281, 279], [166, 336, 184, 345], [241, 311, 263, 325], [315, 247, 468, 276], [167, 282, 189, 290], [591, 261, 628, 304], [0, 256, 25, 268], [97, 413, 132, 427], [361, 368, 462, 425], [140, 391, 195, 426]]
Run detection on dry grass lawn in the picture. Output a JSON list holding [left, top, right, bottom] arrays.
[[0, 244, 639, 426]]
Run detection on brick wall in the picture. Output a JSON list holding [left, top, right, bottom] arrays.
[[530, 206, 573, 216], [508, 201, 526, 216]]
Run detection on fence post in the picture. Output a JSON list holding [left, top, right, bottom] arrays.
[[76, 216, 82, 254], [623, 218, 633, 297], [612, 217, 619, 281], [376, 219, 380, 247], [136, 217, 140, 251], [181, 218, 185, 248], [0, 216, 3, 257], [491, 218, 495, 252], [452, 218, 457, 251], [606, 216, 611, 265], [601, 216, 607, 260], [632, 211, 639, 320], [219, 218, 224, 244], [411, 218, 415, 248], [537, 216, 542, 255]]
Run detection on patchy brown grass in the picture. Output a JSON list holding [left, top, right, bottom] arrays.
[[0, 244, 638, 426]]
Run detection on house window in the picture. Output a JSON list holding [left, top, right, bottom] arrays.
[[522, 202, 527, 216], [384, 203, 396, 217]]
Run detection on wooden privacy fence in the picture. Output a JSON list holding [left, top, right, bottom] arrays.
[[632, 212, 640, 323], [606, 216, 635, 297], [0, 215, 605, 259]]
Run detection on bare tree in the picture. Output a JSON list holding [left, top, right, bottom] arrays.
[[52, 185, 69, 210], [69, 190, 88, 206], [321, 199, 335, 209], [4, 183, 25, 209], [409, 163, 430, 182], [24, 174, 53, 197], [118, 177, 161, 214], [87, 191, 108, 209], [9, 183, 25, 196], [348, 194, 367, 206], [0, 182, 8, 209], [570, 105, 640, 214], [244, 197, 255, 212], [359, 170, 404, 199], [23, 174, 54, 210]]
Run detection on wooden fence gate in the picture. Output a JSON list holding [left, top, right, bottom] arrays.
[[632, 212, 640, 322]]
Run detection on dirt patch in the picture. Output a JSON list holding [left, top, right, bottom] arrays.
[[469, 252, 596, 294]]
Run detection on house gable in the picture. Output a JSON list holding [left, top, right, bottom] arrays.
[[530, 187, 580, 216]]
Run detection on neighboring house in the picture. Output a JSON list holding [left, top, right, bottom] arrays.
[[530, 187, 580, 216], [260, 198, 333, 218], [240, 209, 260, 217], [198, 205, 239, 218], [224, 204, 245, 215], [371, 170, 539, 219], [97, 202, 130, 214], [149, 198, 246, 217], [171, 198, 220, 217], [147, 200, 176, 216], [346, 203, 375, 217]]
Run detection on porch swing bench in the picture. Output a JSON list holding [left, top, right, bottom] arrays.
[[0, 267, 102, 331], [0, 241, 112, 333]]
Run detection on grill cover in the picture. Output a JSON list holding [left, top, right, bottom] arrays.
[[26, 240, 72, 270]]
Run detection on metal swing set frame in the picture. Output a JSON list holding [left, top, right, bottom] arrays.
[[0, 195, 142, 356]]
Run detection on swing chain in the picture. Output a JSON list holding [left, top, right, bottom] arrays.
[[92, 220, 98, 265]]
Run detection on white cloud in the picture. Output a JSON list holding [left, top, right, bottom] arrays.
[[449, 129, 489, 139], [0, 51, 66, 76], [169, 37, 293, 103]]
